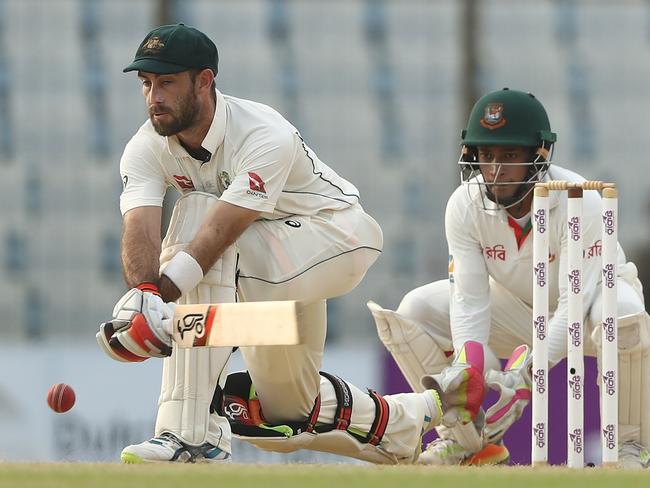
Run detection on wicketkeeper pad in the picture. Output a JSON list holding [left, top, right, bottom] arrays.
[[596, 311, 650, 448], [368, 300, 451, 393]]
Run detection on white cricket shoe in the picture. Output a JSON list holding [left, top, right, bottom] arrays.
[[618, 441, 650, 469], [418, 438, 510, 466], [121, 432, 231, 464]]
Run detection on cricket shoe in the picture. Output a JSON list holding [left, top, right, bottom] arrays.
[[618, 441, 650, 469], [121, 432, 231, 464], [417, 438, 510, 466]]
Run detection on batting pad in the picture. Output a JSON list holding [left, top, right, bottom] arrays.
[[155, 191, 236, 448]]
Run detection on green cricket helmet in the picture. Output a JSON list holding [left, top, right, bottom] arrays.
[[458, 88, 557, 210]]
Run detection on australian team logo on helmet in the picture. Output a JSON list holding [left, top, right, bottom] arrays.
[[459, 88, 557, 210]]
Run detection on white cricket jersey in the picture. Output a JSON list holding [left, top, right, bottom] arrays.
[[119, 89, 360, 218], [446, 165, 636, 360]]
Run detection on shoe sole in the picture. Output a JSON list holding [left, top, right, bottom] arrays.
[[121, 452, 147, 464], [120, 451, 232, 464]]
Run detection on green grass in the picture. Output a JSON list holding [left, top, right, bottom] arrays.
[[0, 463, 649, 488]]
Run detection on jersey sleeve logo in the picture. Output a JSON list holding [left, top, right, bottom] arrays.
[[248, 172, 267, 194], [448, 255, 455, 283]]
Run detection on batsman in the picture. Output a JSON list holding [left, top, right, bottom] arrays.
[[96, 23, 484, 465], [370, 88, 650, 468]]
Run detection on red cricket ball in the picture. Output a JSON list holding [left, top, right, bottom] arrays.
[[47, 383, 76, 413]]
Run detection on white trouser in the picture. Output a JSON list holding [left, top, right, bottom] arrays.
[[398, 278, 645, 360], [236, 205, 440, 460], [236, 205, 383, 422]]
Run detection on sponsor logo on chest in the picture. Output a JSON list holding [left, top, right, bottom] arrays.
[[586, 240, 602, 259], [482, 244, 506, 261], [173, 174, 195, 190]]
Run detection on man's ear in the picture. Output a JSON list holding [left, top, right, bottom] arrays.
[[197, 68, 215, 95]]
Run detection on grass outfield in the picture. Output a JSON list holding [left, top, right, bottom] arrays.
[[1, 464, 649, 488]]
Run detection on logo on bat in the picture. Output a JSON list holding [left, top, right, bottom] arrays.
[[224, 397, 250, 422], [177, 313, 205, 340]]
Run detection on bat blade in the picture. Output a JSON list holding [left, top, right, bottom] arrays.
[[171, 300, 304, 347]]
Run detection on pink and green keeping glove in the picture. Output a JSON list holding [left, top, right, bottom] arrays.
[[422, 340, 487, 426], [484, 344, 532, 444]]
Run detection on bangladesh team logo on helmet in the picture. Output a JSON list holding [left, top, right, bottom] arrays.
[[480, 103, 506, 130], [462, 88, 556, 147], [459, 88, 558, 210]]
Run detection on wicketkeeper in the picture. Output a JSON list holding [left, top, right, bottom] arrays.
[[96, 23, 484, 465], [370, 88, 650, 468]]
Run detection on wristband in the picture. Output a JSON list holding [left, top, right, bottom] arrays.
[[137, 282, 161, 296], [161, 251, 204, 296]]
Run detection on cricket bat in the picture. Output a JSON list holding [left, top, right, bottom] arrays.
[[171, 300, 315, 348]]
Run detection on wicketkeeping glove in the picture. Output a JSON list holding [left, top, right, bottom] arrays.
[[422, 340, 487, 427], [484, 344, 532, 444], [96, 283, 174, 362]]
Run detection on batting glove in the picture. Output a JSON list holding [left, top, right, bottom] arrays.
[[96, 283, 174, 362]]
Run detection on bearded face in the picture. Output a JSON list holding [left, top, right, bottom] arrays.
[[138, 71, 202, 137], [148, 87, 201, 136]]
